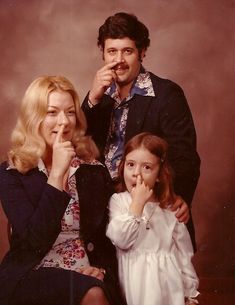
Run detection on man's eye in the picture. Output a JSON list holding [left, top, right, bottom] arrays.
[[125, 49, 132, 54], [108, 50, 116, 55]]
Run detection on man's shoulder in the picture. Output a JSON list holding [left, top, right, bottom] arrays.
[[149, 71, 184, 93]]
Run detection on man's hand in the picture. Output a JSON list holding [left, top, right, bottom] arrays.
[[171, 196, 190, 223], [88, 61, 121, 104]]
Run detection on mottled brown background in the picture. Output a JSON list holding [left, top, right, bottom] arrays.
[[0, 0, 235, 279]]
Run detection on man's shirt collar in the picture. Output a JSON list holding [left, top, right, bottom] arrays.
[[105, 65, 155, 104]]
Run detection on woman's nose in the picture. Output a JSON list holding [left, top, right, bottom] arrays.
[[58, 111, 69, 125]]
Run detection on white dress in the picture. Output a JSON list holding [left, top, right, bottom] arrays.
[[106, 191, 199, 305]]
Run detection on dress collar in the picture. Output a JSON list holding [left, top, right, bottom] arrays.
[[38, 156, 102, 178]]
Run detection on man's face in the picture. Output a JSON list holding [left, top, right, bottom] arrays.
[[103, 37, 145, 87]]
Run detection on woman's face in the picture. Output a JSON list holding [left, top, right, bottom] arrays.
[[40, 90, 77, 148]]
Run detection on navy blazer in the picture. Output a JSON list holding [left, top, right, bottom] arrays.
[[0, 161, 120, 305], [82, 72, 201, 248]]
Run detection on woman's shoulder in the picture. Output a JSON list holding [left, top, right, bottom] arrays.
[[0, 160, 14, 178], [0, 160, 8, 170]]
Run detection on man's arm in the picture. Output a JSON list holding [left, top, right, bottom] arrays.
[[158, 80, 200, 206]]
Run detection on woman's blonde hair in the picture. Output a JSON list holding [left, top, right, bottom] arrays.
[[8, 75, 99, 173]]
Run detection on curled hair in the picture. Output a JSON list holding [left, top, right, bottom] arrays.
[[8, 76, 99, 173], [98, 12, 150, 53], [117, 132, 175, 208]]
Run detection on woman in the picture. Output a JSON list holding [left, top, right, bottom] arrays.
[[0, 76, 123, 305]]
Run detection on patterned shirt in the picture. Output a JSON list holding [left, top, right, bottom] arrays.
[[36, 157, 101, 271], [104, 66, 155, 179]]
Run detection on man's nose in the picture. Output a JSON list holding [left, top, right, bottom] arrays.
[[116, 51, 124, 62]]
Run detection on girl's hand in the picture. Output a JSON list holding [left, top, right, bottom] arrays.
[[130, 175, 153, 216], [77, 266, 105, 281]]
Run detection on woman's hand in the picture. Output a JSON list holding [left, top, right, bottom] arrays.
[[47, 125, 75, 190], [77, 266, 106, 281]]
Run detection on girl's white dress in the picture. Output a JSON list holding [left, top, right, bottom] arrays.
[[106, 191, 199, 305]]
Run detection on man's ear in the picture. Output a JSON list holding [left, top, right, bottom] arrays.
[[139, 49, 146, 62]]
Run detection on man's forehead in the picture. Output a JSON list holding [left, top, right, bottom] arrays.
[[104, 37, 137, 49]]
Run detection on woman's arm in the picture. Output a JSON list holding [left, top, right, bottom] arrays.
[[0, 163, 70, 255]]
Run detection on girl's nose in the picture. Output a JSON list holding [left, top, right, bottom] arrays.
[[133, 165, 141, 177]]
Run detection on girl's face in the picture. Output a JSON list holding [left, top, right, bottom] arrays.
[[124, 147, 161, 193], [40, 90, 76, 148]]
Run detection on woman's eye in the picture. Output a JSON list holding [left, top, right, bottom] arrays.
[[68, 110, 75, 116], [47, 110, 56, 115]]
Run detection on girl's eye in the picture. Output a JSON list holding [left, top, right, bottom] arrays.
[[126, 161, 134, 168], [143, 165, 151, 171]]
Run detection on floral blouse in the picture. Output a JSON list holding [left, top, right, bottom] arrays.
[[36, 156, 101, 271]]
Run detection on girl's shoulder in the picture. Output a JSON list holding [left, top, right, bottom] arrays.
[[161, 204, 178, 220], [111, 191, 130, 200], [109, 191, 131, 206]]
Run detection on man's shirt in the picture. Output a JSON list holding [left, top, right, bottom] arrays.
[[104, 66, 155, 179]]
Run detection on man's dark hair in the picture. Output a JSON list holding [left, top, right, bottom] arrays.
[[97, 12, 150, 52]]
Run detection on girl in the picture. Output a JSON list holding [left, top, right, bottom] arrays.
[[106, 132, 199, 305], [0, 76, 124, 305]]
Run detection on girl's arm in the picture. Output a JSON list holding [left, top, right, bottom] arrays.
[[106, 193, 142, 250], [172, 221, 200, 301]]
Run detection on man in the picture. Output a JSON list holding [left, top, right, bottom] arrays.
[[82, 12, 200, 249]]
